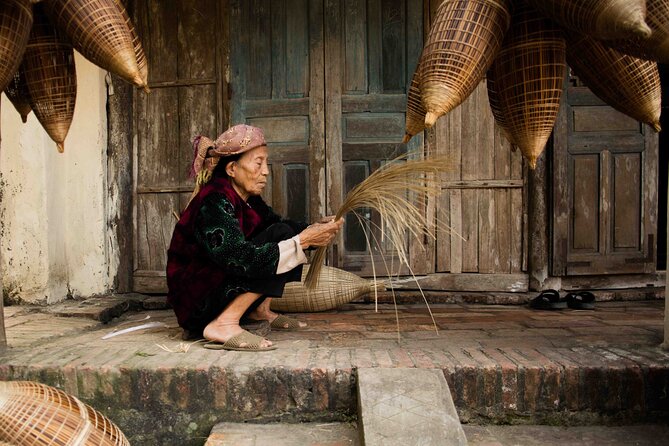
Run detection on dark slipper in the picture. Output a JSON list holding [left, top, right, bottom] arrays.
[[566, 291, 595, 310], [529, 289, 567, 310]]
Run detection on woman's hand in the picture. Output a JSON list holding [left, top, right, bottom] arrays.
[[298, 218, 344, 249]]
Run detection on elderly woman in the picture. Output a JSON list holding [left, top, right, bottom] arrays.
[[167, 124, 343, 351]]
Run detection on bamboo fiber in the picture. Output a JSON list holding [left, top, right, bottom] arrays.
[[0, 381, 130, 445], [420, 0, 511, 128], [43, 0, 147, 90], [525, 0, 651, 40], [609, 0, 669, 63], [22, 5, 77, 153], [4, 69, 32, 123], [112, 0, 149, 89], [567, 32, 662, 132], [486, 1, 566, 169], [270, 265, 383, 312], [0, 0, 32, 94], [403, 64, 426, 143]]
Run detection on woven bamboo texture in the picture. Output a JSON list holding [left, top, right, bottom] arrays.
[[525, 0, 651, 40], [419, 0, 511, 128], [609, 0, 669, 63], [486, 1, 566, 169], [4, 69, 32, 123], [403, 63, 426, 143], [270, 265, 383, 313], [0, 0, 32, 94], [567, 32, 661, 132], [23, 5, 77, 153], [112, 0, 148, 89], [43, 0, 146, 90], [0, 381, 130, 445]]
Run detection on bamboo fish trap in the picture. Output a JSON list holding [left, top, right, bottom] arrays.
[[566, 33, 662, 132], [403, 64, 426, 143], [525, 0, 651, 41], [609, 0, 669, 63], [23, 5, 77, 153], [486, 1, 567, 169], [4, 69, 32, 123], [270, 265, 383, 313], [0, 0, 32, 94], [112, 0, 148, 88], [43, 0, 147, 90], [420, 0, 511, 128], [0, 381, 130, 446]]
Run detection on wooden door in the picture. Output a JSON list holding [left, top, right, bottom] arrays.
[[552, 72, 658, 275], [133, 0, 225, 292]]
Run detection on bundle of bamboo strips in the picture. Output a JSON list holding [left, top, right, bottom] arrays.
[[486, 1, 567, 169], [419, 0, 511, 128], [43, 0, 147, 90], [525, 0, 651, 40], [22, 4, 77, 153], [0, 0, 32, 94], [4, 69, 32, 123], [609, 0, 669, 63], [0, 381, 130, 445], [567, 32, 662, 131]]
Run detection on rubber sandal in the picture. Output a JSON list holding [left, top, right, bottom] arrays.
[[270, 314, 305, 330], [203, 330, 276, 351], [566, 291, 595, 310], [529, 289, 567, 310]]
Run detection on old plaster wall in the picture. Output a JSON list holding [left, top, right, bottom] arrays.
[[0, 54, 113, 304]]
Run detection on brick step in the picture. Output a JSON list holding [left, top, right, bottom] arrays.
[[205, 422, 359, 446]]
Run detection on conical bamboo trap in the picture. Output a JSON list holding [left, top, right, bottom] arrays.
[[4, 69, 32, 123], [0, 381, 130, 446], [0, 0, 33, 94], [525, 0, 651, 41], [419, 0, 511, 128], [270, 265, 383, 313], [22, 5, 77, 153], [112, 0, 148, 89], [486, 1, 566, 169], [403, 64, 426, 143], [609, 0, 669, 63], [567, 32, 662, 132], [43, 0, 146, 90]]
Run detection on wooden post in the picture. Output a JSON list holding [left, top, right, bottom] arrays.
[[528, 153, 549, 291], [0, 100, 6, 349], [663, 181, 669, 350]]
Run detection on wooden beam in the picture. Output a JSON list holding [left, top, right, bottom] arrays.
[[390, 273, 528, 293]]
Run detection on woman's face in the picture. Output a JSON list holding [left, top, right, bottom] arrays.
[[226, 145, 269, 200]]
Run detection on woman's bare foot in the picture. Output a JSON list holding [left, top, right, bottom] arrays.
[[248, 298, 307, 328], [203, 319, 273, 348]]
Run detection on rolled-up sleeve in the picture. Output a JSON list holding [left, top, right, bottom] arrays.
[[276, 235, 308, 274]]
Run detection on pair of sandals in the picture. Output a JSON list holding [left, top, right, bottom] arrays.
[[529, 289, 595, 310], [203, 314, 304, 352]]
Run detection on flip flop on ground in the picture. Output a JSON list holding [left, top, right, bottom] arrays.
[[529, 289, 567, 310], [566, 291, 596, 310], [203, 330, 276, 352]]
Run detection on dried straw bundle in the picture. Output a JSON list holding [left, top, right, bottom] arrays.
[[0, 381, 130, 445], [22, 5, 77, 153], [4, 69, 32, 123], [420, 0, 511, 128], [403, 65, 426, 143], [112, 0, 148, 89], [304, 153, 453, 289], [270, 265, 383, 312], [43, 0, 147, 90], [567, 32, 661, 132], [0, 0, 33, 94], [486, 1, 566, 169], [525, 0, 651, 40], [609, 0, 669, 63]]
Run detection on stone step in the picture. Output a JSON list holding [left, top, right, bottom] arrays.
[[357, 368, 467, 446], [204, 422, 359, 446]]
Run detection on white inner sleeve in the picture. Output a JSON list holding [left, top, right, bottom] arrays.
[[276, 235, 308, 274]]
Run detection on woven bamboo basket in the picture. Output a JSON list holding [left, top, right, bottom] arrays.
[[403, 64, 426, 143], [23, 5, 77, 153], [270, 265, 383, 313], [43, 0, 146, 90], [0, 381, 130, 445], [4, 69, 32, 123], [112, 0, 148, 89], [419, 0, 511, 128], [486, 1, 566, 169], [567, 32, 661, 132], [609, 0, 669, 63], [525, 0, 651, 41], [0, 0, 33, 94]]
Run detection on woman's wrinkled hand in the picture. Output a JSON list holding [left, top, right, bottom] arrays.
[[299, 218, 344, 249]]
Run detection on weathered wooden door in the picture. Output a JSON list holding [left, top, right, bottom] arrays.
[[552, 72, 658, 275], [231, 0, 425, 276], [133, 0, 225, 292]]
